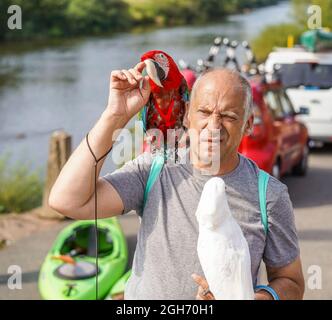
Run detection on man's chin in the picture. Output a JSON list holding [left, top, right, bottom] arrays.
[[192, 151, 221, 175]]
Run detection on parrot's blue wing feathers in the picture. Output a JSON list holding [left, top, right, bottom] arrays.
[[139, 97, 152, 133], [140, 97, 155, 132], [139, 105, 147, 132], [180, 78, 190, 102], [182, 87, 189, 102]]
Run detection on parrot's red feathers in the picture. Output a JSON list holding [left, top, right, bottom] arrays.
[[139, 50, 189, 152]]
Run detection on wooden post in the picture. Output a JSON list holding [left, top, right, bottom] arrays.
[[39, 130, 72, 219]]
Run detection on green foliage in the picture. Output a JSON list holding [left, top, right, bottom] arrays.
[[193, 0, 228, 22], [125, 0, 280, 26], [223, 0, 279, 12], [0, 0, 12, 40], [252, 23, 304, 62], [124, 0, 198, 26], [66, 0, 132, 35], [3, 0, 131, 40], [1, 0, 282, 41], [292, 0, 332, 30], [6, 0, 71, 39], [0, 153, 44, 214]]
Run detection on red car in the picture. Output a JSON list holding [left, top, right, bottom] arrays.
[[238, 76, 309, 179]]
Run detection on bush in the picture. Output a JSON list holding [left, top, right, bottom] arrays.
[[66, 0, 132, 35], [0, 153, 44, 214], [252, 23, 304, 62], [292, 0, 332, 30]]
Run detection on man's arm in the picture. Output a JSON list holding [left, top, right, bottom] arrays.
[[255, 256, 305, 300], [48, 111, 126, 220], [258, 180, 304, 300], [49, 62, 151, 219]]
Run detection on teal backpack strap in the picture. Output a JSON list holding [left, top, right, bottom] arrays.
[[143, 155, 165, 209], [258, 169, 270, 234]]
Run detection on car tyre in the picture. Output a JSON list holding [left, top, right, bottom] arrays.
[[272, 161, 281, 180], [292, 145, 309, 176]]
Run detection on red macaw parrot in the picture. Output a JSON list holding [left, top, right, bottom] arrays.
[[139, 50, 189, 156]]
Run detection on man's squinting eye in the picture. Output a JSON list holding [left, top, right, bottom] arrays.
[[222, 114, 238, 121], [197, 109, 211, 115], [197, 109, 238, 121]]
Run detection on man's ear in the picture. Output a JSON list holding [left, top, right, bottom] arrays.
[[243, 113, 254, 136], [183, 101, 190, 129]]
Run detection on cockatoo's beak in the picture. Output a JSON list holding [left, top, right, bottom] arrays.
[[144, 59, 164, 87]]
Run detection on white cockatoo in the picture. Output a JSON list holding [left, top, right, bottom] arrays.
[[195, 177, 255, 300]]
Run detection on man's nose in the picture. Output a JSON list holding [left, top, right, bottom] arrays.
[[207, 114, 222, 130]]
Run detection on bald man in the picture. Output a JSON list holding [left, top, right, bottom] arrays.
[[49, 63, 304, 300]]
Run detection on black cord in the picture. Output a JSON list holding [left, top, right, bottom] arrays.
[[85, 132, 113, 300], [175, 136, 178, 164]]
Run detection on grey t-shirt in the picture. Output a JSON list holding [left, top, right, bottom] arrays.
[[102, 152, 300, 300]]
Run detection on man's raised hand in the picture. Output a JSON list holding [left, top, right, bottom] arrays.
[[107, 61, 151, 123]]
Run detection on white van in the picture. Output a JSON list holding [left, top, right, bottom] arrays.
[[265, 48, 332, 146]]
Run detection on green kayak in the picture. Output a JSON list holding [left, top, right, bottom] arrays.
[[38, 217, 128, 300], [105, 269, 132, 300]]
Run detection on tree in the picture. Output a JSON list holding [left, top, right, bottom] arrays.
[[4, 0, 70, 39], [252, 23, 304, 62], [66, 0, 131, 35], [292, 0, 332, 30]]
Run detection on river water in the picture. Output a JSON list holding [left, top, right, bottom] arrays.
[[0, 1, 292, 177]]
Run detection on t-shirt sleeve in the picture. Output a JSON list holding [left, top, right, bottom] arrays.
[[101, 153, 153, 217], [263, 178, 300, 268]]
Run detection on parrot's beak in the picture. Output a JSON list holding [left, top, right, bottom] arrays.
[[144, 59, 165, 88]]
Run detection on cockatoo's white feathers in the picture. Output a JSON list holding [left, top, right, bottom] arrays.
[[196, 177, 255, 300]]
